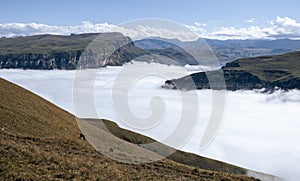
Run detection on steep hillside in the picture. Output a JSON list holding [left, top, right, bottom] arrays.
[[82, 119, 247, 174], [163, 51, 300, 91], [0, 78, 260, 180]]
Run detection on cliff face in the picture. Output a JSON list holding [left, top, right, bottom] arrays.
[[0, 49, 138, 70], [164, 70, 267, 91], [0, 33, 147, 70], [164, 51, 300, 91], [0, 51, 81, 69]]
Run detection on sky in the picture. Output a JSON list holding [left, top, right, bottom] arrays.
[[1, 0, 300, 39]]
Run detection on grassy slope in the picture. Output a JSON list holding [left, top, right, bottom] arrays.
[[85, 119, 247, 175], [0, 78, 258, 180], [225, 51, 300, 82], [0, 33, 147, 57], [0, 34, 100, 55]]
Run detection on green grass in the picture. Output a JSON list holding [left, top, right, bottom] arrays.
[[224, 51, 300, 82], [0, 34, 100, 55]]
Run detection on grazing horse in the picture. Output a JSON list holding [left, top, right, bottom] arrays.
[[79, 133, 86, 140]]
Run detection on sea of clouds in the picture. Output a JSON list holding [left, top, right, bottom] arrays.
[[1, 63, 300, 180]]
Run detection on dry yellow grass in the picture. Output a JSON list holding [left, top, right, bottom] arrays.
[[0, 78, 259, 180]]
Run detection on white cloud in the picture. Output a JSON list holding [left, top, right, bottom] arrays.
[[0, 21, 117, 37], [268, 16, 300, 39], [202, 16, 300, 40], [185, 22, 207, 34], [245, 18, 255, 23], [205, 26, 266, 40], [194, 22, 207, 27], [0, 21, 200, 41], [1, 17, 300, 40], [120, 25, 200, 41]]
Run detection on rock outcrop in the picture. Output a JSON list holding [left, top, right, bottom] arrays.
[[163, 70, 267, 91], [163, 51, 300, 91]]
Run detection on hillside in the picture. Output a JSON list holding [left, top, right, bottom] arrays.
[[82, 119, 247, 174], [224, 51, 300, 82], [0, 78, 262, 180], [163, 51, 300, 91], [0, 33, 148, 69]]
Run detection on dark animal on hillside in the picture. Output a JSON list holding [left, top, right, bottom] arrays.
[[79, 133, 86, 140]]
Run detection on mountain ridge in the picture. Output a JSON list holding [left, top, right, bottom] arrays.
[[2, 33, 300, 70]]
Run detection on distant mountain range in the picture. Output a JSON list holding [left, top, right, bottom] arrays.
[[1, 33, 300, 69], [206, 38, 300, 63], [163, 51, 300, 91], [0, 78, 279, 180], [135, 37, 300, 65]]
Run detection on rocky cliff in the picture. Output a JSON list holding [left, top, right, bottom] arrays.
[[0, 51, 81, 69], [0, 33, 147, 69]]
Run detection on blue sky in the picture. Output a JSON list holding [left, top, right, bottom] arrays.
[[2, 0, 299, 27], [1, 0, 300, 39]]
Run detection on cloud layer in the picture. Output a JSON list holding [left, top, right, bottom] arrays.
[[1, 64, 300, 180], [1, 17, 300, 40]]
